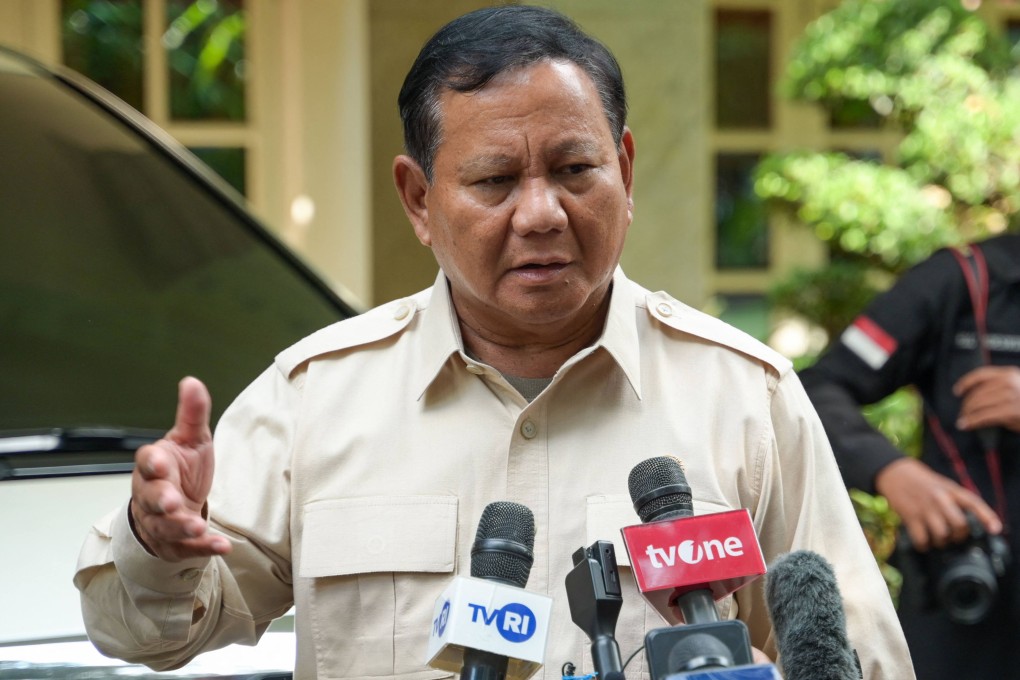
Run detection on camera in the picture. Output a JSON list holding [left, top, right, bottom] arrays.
[[897, 512, 1011, 625]]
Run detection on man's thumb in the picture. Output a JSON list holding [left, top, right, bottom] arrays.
[[171, 376, 212, 444]]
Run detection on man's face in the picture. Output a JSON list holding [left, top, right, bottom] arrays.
[[395, 59, 635, 340]]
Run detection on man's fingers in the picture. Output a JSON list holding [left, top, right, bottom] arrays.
[[958, 492, 1003, 536], [902, 516, 931, 552], [953, 366, 994, 396], [131, 479, 182, 516], [134, 441, 178, 482], [168, 376, 213, 446]]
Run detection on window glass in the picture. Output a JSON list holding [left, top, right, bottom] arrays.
[[166, 0, 247, 121], [1008, 20, 1020, 54], [0, 57, 348, 433], [715, 10, 772, 129], [716, 294, 770, 342], [61, 0, 144, 111], [716, 153, 769, 269], [190, 146, 246, 195]]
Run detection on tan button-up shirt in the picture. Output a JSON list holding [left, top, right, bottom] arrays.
[[75, 268, 914, 679]]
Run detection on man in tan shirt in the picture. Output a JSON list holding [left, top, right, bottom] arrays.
[[75, 5, 914, 679]]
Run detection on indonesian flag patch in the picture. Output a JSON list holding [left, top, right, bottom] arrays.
[[840, 316, 898, 370]]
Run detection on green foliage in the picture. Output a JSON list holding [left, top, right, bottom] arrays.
[[783, 0, 1011, 115], [861, 386, 922, 460], [62, 0, 145, 111], [757, 0, 1019, 280], [850, 488, 904, 603], [768, 260, 880, 341], [166, 0, 247, 120]]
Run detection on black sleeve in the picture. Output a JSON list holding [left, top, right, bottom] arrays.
[[799, 249, 964, 493]]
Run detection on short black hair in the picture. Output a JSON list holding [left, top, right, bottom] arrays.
[[398, 4, 627, 182]]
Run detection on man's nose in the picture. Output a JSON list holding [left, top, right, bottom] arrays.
[[511, 177, 568, 235]]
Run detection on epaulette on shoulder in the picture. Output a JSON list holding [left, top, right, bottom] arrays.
[[643, 290, 792, 376], [274, 292, 426, 377]]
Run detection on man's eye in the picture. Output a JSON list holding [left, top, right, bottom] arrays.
[[562, 164, 592, 175], [480, 175, 512, 186]]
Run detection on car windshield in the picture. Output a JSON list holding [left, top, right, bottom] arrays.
[[0, 48, 354, 438]]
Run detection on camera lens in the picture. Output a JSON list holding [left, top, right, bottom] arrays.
[[937, 553, 998, 625]]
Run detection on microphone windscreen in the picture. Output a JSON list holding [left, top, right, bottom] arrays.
[[628, 455, 693, 522], [668, 631, 735, 671], [471, 501, 535, 587], [765, 550, 859, 680]]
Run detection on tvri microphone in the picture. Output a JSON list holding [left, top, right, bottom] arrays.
[[426, 501, 553, 680], [622, 456, 780, 680]]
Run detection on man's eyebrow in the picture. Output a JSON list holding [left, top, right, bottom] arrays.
[[456, 154, 516, 176], [548, 138, 604, 158], [455, 138, 607, 176]]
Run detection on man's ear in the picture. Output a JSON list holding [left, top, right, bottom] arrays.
[[393, 154, 432, 246], [618, 127, 636, 220]]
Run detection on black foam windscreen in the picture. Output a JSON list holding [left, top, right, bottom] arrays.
[[765, 550, 860, 680], [470, 501, 535, 588], [628, 455, 693, 523], [668, 631, 735, 671]]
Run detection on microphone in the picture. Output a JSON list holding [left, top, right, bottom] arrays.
[[564, 539, 625, 680], [764, 550, 861, 680], [656, 631, 781, 679], [425, 501, 553, 680], [621, 456, 773, 679], [621, 457, 766, 626]]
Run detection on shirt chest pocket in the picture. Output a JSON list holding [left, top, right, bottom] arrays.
[[298, 496, 458, 680]]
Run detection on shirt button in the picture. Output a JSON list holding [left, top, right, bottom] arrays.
[[466, 364, 485, 375], [656, 302, 673, 317], [180, 568, 202, 581], [520, 420, 538, 439], [393, 304, 411, 320]]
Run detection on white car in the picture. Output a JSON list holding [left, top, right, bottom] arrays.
[[0, 44, 358, 679]]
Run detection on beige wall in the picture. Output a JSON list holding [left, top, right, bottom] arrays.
[[551, 0, 710, 303], [368, 0, 493, 305], [254, 0, 372, 309], [0, 1, 59, 60], [367, 0, 710, 306]]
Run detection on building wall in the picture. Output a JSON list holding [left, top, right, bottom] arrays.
[[8, 1, 1019, 331]]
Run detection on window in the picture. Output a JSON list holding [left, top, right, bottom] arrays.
[[715, 153, 768, 269], [715, 10, 772, 129], [709, 1, 897, 344], [60, 0, 249, 195]]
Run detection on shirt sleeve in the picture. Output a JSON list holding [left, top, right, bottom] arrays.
[[750, 367, 915, 679], [799, 248, 962, 492], [73, 365, 298, 670]]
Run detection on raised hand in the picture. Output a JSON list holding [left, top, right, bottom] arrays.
[[129, 377, 232, 561]]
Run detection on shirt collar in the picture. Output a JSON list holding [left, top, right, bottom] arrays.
[[411, 267, 642, 400]]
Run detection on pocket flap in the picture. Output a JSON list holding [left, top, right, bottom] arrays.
[[299, 495, 458, 577]]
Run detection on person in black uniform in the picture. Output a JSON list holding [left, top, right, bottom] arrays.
[[799, 233, 1020, 679]]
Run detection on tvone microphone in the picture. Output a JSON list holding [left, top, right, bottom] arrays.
[[621, 456, 769, 679], [564, 539, 625, 680], [426, 501, 553, 680], [764, 550, 861, 680], [622, 456, 766, 626]]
